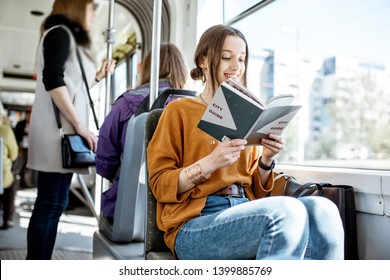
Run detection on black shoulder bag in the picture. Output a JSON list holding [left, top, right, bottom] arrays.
[[52, 48, 99, 168], [269, 172, 359, 260]]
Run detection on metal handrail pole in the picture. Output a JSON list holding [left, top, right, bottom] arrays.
[[96, 0, 116, 217], [105, 0, 116, 115], [149, 0, 163, 108]]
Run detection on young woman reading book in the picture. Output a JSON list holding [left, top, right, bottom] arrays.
[[147, 24, 344, 260]]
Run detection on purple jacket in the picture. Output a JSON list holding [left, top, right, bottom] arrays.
[[96, 80, 172, 218]]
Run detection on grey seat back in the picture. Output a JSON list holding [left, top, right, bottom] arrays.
[[134, 88, 197, 117], [94, 89, 196, 258], [98, 89, 196, 243], [99, 112, 148, 242], [144, 109, 175, 260]]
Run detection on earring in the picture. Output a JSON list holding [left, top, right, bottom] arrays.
[[202, 68, 206, 83]]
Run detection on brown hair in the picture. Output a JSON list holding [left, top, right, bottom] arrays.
[[139, 43, 188, 89], [190, 25, 249, 93], [51, 0, 93, 31]]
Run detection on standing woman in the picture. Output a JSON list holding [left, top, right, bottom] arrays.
[[26, 0, 115, 259], [147, 24, 344, 260]]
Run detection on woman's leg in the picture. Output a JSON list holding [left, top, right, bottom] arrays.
[[26, 171, 73, 260], [175, 195, 309, 260], [299, 196, 344, 260], [1, 181, 16, 228]]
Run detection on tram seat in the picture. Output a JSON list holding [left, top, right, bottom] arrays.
[[93, 89, 196, 260], [143, 90, 196, 260], [144, 108, 176, 260], [93, 111, 148, 259], [99, 112, 148, 243], [135, 88, 197, 116]]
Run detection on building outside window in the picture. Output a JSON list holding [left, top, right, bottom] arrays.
[[223, 0, 390, 170]]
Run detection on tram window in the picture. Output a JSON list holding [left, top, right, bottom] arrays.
[[112, 52, 138, 100], [113, 61, 128, 99], [225, 0, 390, 170], [223, 0, 261, 21]]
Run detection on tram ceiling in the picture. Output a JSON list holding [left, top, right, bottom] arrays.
[[0, 0, 170, 92], [0, 0, 52, 87], [116, 0, 170, 55]]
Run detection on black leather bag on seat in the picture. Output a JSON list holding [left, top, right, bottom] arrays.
[[269, 172, 359, 260]]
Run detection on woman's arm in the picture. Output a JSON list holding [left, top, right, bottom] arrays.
[[177, 139, 247, 194], [5, 125, 19, 162], [42, 27, 97, 151], [49, 86, 97, 151], [95, 59, 116, 84], [258, 134, 285, 185]]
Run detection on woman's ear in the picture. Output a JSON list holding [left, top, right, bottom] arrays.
[[199, 55, 208, 70]]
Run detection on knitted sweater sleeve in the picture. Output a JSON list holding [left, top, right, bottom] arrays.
[[42, 27, 70, 91]]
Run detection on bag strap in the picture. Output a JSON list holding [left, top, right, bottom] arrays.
[[52, 47, 99, 134], [291, 182, 323, 198], [76, 48, 99, 130]]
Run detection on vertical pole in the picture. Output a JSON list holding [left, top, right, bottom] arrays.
[[96, 0, 116, 216], [149, 0, 163, 108], [105, 0, 116, 115]]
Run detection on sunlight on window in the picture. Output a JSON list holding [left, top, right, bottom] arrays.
[[225, 0, 390, 170]]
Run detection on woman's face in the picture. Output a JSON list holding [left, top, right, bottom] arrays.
[[84, 2, 96, 31], [218, 35, 246, 83]]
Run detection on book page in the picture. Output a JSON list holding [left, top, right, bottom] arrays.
[[255, 107, 301, 134], [266, 94, 295, 107], [224, 78, 266, 109], [244, 105, 301, 145], [222, 82, 264, 109]]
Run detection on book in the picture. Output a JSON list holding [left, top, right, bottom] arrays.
[[197, 78, 302, 145]]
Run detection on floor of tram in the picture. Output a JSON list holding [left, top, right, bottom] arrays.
[[0, 187, 98, 260]]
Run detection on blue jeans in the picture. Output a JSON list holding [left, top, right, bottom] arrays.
[[26, 171, 73, 260], [175, 195, 344, 260]]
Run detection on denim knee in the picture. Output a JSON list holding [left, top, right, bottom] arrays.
[[251, 196, 309, 259], [299, 196, 344, 259], [260, 196, 308, 226], [264, 196, 308, 235], [299, 196, 344, 237]]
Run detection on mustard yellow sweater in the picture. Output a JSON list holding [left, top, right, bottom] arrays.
[[147, 98, 275, 253]]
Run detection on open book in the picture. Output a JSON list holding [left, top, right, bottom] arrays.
[[197, 78, 302, 145]]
